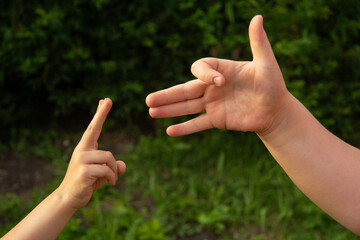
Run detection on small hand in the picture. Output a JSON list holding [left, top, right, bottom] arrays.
[[146, 15, 291, 136], [57, 98, 126, 210]]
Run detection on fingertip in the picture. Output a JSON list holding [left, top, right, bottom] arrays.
[[117, 161, 126, 175], [258, 15, 264, 24], [166, 126, 180, 137], [106, 171, 117, 186], [166, 126, 173, 136], [148, 108, 152, 117], [97, 100, 104, 110], [148, 108, 156, 118], [148, 107, 165, 118], [97, 98, 112, 113], [250, 15, 264, 29], [213, 76, 225, 87], [249, 14, 265, 37], [103, 97, 113, 107], [145, 94, 153, 107], [255, 14, 263, 21], [146, 93, 162, 108], [99, 98, 112, 114]]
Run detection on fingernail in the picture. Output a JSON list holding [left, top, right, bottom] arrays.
[[213, 76, 223, 86]]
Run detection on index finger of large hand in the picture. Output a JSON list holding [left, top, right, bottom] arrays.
[[191, 57, 226, 87], [78, 98, 112, 150], [146, 79, 207, 108]]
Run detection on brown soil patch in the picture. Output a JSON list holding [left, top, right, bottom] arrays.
[[0, 153, 54, 198]]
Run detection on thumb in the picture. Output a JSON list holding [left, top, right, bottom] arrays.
[[249, 15, 277, 65]]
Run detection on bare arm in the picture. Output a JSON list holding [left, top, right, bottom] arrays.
[[1, 98, 126, 240], [1, 191, 76, 240], [146, 15, 360, 234], [258, 94, 360, 234]]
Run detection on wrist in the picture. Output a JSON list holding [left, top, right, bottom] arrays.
[[256, 91, 296, 139], [52, 187, 80, 213]]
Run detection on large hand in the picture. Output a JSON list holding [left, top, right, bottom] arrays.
[[57, 98, 126, 210], [146, 15, 291, 136]]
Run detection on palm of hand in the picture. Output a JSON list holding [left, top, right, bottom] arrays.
[[202, 61, 286, 133]]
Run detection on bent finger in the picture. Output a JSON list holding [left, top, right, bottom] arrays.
[[117, 161, 126, 175], [149, 97, 205, 118], [191, 58, 226, 86], [88, 164, 117, 186], [80, 150, 118, 180], [146, 79, 207, 108], [166, 114, 214, 136]]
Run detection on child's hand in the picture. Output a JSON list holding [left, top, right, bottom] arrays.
[[146, 15, 291, 136], [56, 98, 126, 210]]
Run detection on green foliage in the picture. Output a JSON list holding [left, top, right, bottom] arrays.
[[1, 0, 360, 145], [1, 0, 360, 238], [116, 131, 358, 239], [1, 132, 358, 239], [0, 194, 24, 233]]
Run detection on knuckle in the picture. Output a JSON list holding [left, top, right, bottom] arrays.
[[106, 167, 113, 176], [76, 151, 86, 162], [106, 168, 115, 181], [78, 165, 88, 176], [105, 151, 114, 160], [71, 152, 82, 163]]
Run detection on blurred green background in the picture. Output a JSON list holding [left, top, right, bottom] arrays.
[[1, 0, 360, 239]]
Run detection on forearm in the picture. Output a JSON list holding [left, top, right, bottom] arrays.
[[1, 189, 76, 240], [258, 93, 360, 234]]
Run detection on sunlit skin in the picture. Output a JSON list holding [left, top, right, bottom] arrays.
[[2, 98, 126, 240], [147, 16, 289, 137], [147, 15, 360, 235]]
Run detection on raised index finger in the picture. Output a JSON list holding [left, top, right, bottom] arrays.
[[77, 98, 112, 151]]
